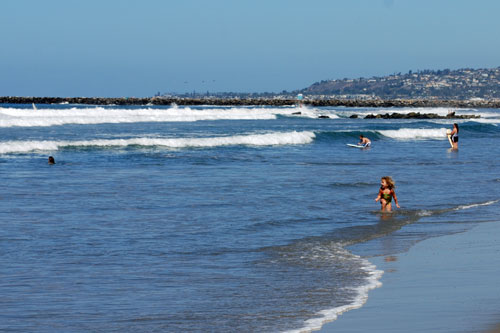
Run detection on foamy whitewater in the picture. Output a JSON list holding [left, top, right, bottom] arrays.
[[0, 131, 316, 154], [1, 103, 499, 333], [0, 105, 336, 127]]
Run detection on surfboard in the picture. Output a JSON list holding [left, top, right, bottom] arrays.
[[447, 134, 453, 148], [347, 144, 366, 149]]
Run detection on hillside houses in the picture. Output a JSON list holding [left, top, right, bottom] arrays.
[[303, 67, 500, 100]]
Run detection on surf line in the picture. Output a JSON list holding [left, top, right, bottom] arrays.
[[286, 198, 499, 332]]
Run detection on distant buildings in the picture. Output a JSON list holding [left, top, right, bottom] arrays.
[[302, 67, 500, 100], [160, 67, 500, 101]]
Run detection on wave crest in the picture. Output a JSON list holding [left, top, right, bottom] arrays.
[[0, 106, 336, 127], [378, 128, 448, 140], [0, 131, 316, 154]]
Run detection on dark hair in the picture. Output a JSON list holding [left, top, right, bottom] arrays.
[[453, 123, 459, 133], [359, 134, 364, 138], [48, 156, 55, 164]]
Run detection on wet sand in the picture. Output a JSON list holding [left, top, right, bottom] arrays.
[[320, 220, 500, 332]]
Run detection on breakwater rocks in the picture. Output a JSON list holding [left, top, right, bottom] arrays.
[[0, 96, 297, 106], [361, 111, 479, 119], [1, 96, 500, 109]]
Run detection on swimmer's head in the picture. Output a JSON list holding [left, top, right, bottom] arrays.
[[381, 176, 395, 189]]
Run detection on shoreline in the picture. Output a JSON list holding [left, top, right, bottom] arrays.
[[1, 96, 500, 108], [318, 219, 500, 333]]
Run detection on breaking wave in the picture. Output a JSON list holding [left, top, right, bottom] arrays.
[[0, 131, 316, 154], [378, 128, 448, 140], [317, 128, 451, 141], [0, 105, 334, 127]]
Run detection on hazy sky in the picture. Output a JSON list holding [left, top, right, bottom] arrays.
[[2, 0, 500, 97]]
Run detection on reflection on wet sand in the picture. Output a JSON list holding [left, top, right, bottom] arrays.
[[384, 256, 397, 262]]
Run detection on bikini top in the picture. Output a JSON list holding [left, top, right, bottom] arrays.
[[380, 187, 393, 199]]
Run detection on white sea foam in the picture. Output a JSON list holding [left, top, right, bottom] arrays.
[[378, 127, 448, 140], [0, 131, 316, 154], [0, 106, 333, 127], [453, 200, 499, 211], [417, 210, 433, 217], [297, 105, 340, 119], [285, 257, 383, 333], [468, 118, 500, 125]]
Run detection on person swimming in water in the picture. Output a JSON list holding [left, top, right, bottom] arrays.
[[48, 156, 55, 164], [358, 135, 371, 148], [375, 176, 400, 212], [449, 123, 459, 149]]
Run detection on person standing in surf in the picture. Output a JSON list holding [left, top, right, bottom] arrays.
[[358, 135, 371, 148], [449, 123, 459, 149], [375, 176, 400, 212]]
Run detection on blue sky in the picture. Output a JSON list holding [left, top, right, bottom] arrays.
[[2, 0, 500, 97]]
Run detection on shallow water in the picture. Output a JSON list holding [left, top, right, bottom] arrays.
[[1, 104, 499, 332]]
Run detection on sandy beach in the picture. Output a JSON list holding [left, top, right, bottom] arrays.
[[320, 220, 500, 333]]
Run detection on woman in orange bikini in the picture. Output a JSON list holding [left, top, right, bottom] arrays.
[[375, 176, 400, 212]]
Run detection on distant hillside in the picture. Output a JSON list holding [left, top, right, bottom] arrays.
[[302, 67, 500, 100]]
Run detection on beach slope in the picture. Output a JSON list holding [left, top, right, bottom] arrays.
[[321, 220, 500, 332]]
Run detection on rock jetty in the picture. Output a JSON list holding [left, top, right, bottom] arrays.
[[1, 96, 500, 109], [362, 112, 479, 119]]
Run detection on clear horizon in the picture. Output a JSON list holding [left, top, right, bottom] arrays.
[[2, 0, 500, 97]]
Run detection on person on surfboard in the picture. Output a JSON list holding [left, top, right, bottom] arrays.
[[375, 176, 400, 212], [358, 135, 371, 148]]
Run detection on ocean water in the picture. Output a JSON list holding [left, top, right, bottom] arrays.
[[1, 104, 499, 332]]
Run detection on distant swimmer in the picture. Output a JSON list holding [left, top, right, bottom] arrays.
[[48, 156, 55, 164], [375, 176, 400, 212], [449, 123, 459, 149], [358, 135, 371, 148]]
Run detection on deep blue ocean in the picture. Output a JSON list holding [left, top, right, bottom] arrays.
[[1, 104, 499, 332]]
